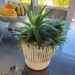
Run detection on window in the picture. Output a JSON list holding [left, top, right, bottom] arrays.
[[20, 0, 31, 3], [19, 0, 31, 3], [38, 0, 53, 6], [53, 0, 70, 8], [38, 0, 70, 8]]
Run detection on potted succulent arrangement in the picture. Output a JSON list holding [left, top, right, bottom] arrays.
[[12, 0, 67, 70]]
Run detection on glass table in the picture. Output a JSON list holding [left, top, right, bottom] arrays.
[[0, 21, 75, 75]]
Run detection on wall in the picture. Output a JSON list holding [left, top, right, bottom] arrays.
[[26, 4, 67, 19]]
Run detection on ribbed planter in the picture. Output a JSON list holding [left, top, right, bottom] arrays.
[[20, 41, 53, 70]]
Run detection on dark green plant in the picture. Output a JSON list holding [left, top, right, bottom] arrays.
[[12, 0, 67, 49]]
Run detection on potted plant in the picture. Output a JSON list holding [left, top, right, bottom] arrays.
[[12, 0, 67, 70]]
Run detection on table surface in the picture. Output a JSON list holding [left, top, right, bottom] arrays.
[[22, 24, 75, 75], [22, 53, 75, 75], [0, 22, 75, 75], [62, 24, 75, 56]]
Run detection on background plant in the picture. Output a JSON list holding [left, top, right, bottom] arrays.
[[53, 0, 70, 8]]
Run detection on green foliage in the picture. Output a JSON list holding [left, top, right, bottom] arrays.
[[12, 0, 68, 49], [53, 0, 70, 8]]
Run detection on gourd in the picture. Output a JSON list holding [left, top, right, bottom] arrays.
[[14, 3, 27, 16], [4, 3, 14, 9], [0, 7, 17, 17]]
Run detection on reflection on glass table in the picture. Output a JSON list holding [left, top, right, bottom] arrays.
[[62, 23, 75, 56]]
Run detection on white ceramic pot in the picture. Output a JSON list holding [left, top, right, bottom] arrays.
[[20, 41, 53, 70]]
